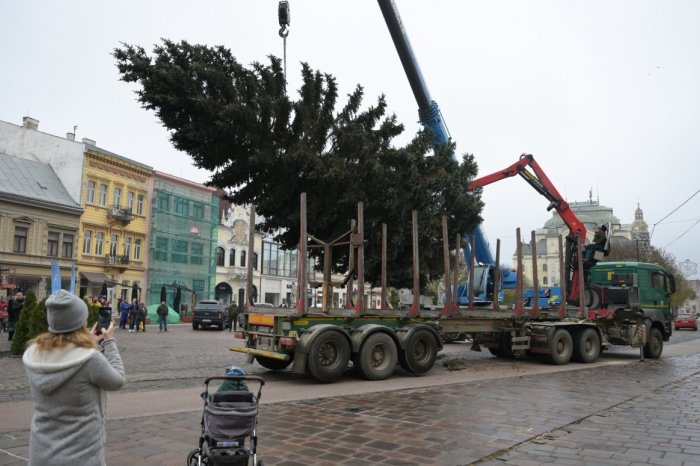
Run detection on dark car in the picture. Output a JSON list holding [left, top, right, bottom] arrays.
[[674, 312, 698, 331], [192, 300, 228, 330]]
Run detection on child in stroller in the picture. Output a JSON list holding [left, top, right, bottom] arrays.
[[187, 366, 265, 466]]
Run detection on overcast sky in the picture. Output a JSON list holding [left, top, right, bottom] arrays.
[[2, 1, 698, 279]]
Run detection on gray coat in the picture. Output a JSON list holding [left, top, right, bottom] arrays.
[[23, 338, 125, 466]]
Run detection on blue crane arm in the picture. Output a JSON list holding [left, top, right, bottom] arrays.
[[376, 0, 495, 266]]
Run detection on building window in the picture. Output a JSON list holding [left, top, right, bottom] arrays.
[[253, 252, 259, 271], [263, 244, 297, 277], [157, 193, 170, 210], [13, 226, 28, 253], [137, 194, 144, 215], [113, 187, 122, 207], [192, 279, 205, 293], [124, 237, 132, 258], [61, 234, 74, 258], [134, 239, 142, 260], [127, 192, 134, 211], [86, 181, 95, 204], [229, 249, 236, 266], [191, 243, 203, 265], [240, 250, 247, 267], [95, 232, 104, 256], [263, 242, 277, 275], [174, 197, 189, 216], [155, 237, 168, 261], [98, 184, 107, 206], [110, 234, 118, 256], [48, 231, 59, 256], [542, 263, 548, 272], [543, 277, 548, 285], [192, 203, 204, 219], [172, 240, 188, 264], [216, 247, 225, 266], [83, 230, 93, 255]]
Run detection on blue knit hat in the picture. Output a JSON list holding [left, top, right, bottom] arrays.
[[225, 365, 245, 376]]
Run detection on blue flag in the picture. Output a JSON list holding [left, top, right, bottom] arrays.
[[51, 259, 61, 294], [69, 264, 76, 294]]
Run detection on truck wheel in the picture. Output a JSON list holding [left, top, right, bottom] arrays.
[[643, 327, 663, 359], [547, 328, 573, 365], [255, 355, 292, 371], [572, 328, 600, 363], [399, 328, 438, 375], [307, 331, 350, 383], [356, 333, 398, 381]]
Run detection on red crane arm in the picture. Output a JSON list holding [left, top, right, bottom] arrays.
[[468, 154, 587, 242]]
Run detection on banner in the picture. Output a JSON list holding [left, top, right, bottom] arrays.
[[51, 259, 61, 294], [69, 264, 76, 294]]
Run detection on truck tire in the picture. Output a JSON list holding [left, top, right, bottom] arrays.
[[355, 332, 398, 381], [488, 333, 514, 359], [399, 328, 438, 375], [547, 328, 573, 365], [307, 330, 350, 383], [572, 327, 600, 363], [255, 355, 292, 371], [643, 327, 663, 359]]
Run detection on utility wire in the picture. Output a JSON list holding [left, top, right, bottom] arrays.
[[663, 218, 700, 249], [650, 187, 700, 239]]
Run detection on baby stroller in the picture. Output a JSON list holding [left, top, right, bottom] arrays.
[[187, 373, 266, 466]]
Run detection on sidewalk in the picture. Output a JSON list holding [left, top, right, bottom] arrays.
[[2, 349, 700, 465]]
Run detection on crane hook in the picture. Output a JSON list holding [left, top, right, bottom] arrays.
[[279, 26, 289, 38], [278, 1, 290, 34]]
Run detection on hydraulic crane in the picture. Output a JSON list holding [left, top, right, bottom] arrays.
[[376, 0, 516, 303]]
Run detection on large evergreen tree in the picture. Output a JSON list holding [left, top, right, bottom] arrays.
[[114, 40, 482, 287]]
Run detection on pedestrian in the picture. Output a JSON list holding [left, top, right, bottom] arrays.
[[119, 298, 131, 330], [22, 289, 125, 466], [228, 302, 238, 332], [0, 296, 8, 333], [157, 300, 169, 332], [7, 291, 24, 341], [138, 300, 148, 332], [128, 298, 139, 333]]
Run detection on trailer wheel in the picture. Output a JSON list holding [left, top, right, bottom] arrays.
[[572, 328, 600, 363], [255, 355, 292, 371], [355, 333, 398, 381], [643, 327, 663, 359], [307, 330, 350, 383], [547, 328, 573, 365], [399, 328, 438, 375], [488, 333, 514, 359]]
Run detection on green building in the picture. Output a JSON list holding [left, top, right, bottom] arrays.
[[147, 172, 219, 312]]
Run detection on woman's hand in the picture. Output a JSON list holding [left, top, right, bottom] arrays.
[[91, 319, 115, 343]]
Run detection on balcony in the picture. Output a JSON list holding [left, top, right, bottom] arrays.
[[105, 254, 129, 273], [107, 206, 134, 224]]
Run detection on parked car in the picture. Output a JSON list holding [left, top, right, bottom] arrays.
[[674, 312, 698, 331], [192, 300, 228, 330]]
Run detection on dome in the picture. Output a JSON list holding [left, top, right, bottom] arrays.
[[543, 200, 620, 231]]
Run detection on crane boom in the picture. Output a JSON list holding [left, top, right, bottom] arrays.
[[376, 0, 497, 269]]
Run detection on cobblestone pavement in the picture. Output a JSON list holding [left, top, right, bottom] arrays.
[[2, 326, 700, 465]]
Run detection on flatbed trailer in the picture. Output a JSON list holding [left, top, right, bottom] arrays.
[[230, 194, 675, 383]]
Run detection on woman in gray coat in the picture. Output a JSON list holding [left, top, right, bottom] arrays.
[[23, 289, 125, 466]]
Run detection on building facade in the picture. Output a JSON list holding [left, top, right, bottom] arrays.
[[147, 172, 219, 310], [0, 153, 82, 299], [78, 145, 152, 300]]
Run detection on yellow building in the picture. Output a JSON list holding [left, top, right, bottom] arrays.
[[77, 144, 152, 302]]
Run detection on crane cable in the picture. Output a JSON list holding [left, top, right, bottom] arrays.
[[278, 1, 290, 77]]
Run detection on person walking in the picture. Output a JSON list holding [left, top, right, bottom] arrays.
[[118, 298, 131, 330], [22, 289, 125, 466], [0, 296, 8, 333], [137, 300, 147, 332], [128, 298, 139, 333], [157, 300, 169, 332], [7, 291, 24, 341]]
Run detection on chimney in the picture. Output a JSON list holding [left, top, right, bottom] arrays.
[[66, 132, 75, 141], [22, 116, 39, 130], [82, 137, 96, 146]]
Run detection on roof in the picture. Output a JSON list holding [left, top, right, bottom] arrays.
[[0, 152, 83, 214], [85, 143, 153, 171]]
